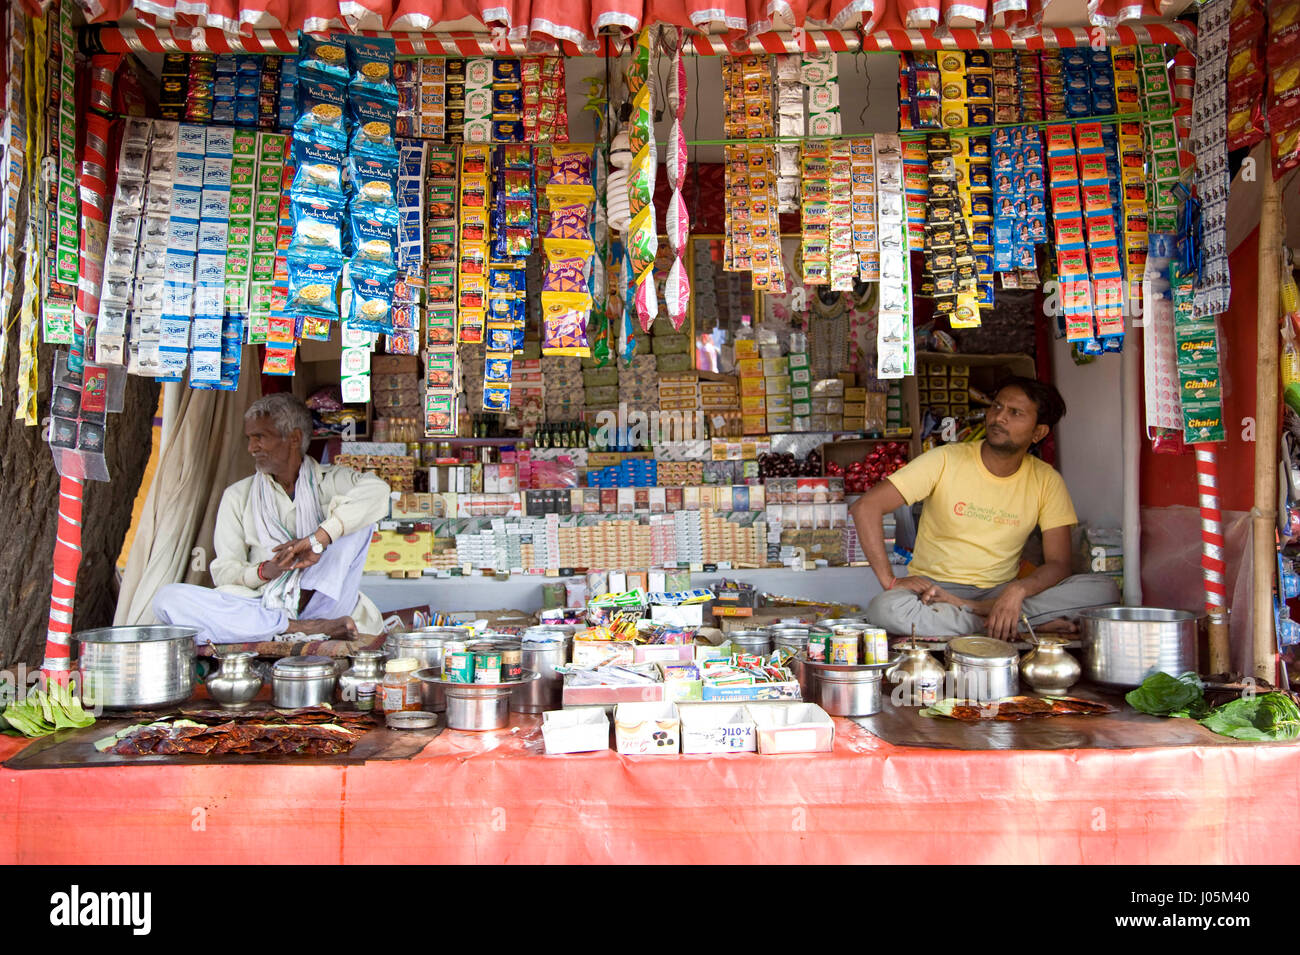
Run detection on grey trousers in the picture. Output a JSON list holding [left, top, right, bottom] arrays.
[[864, 573, 1120, 638]]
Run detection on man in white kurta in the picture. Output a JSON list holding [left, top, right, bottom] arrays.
[[153, 393, 390, 644]]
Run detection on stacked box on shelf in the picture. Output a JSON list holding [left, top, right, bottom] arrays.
[[278, 58, 297, 129], [543, 356, 583, 421], [810, 379, 844, 432], [512, 358, 544, 432], [658, 374, 698, 415], [211, 56, 236, 126], [788, 348, 811, 430], [186, 55, 217, 124], [736, 338, 766, 435], [886, 380, 905, 431], [619, 354, 658, 417], [372, 355, 421, 422], [762, 354, 790, 434]]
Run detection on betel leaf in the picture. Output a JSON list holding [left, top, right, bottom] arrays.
[[1124, 671, 1209, 718], [1199, 693, 1300, 742]]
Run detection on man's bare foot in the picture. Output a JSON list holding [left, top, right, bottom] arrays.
[[1032, 616, 1079, 634], [284, 616, 359, 639]]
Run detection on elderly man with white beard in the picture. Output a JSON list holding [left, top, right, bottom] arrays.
[[153, 393, 390, 643]]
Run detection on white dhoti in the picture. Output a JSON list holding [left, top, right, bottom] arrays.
[[153, 527, 376, 644]]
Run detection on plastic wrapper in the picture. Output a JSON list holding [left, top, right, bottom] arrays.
[[628, 145, 655, 211], [665, 191, 689, 250], [550, 145, 592, 186], [346, 36, 398, 104], [664, 257, 689, 330], [291, 196, 345, 252], [299, 33, 350, 82], [347, 258, 398, 332], [626, 206, 657, 278], [541, 293, 592, 357], [349, 201, 399, 264], [634, 267, 657, 332], [666, 120, 687, 190], [287, 251, 343, 320]]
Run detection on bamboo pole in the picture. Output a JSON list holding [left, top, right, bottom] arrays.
[[1254, 160, 1283, 683]]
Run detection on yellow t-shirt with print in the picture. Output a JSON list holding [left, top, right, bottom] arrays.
[[885, 441, 1078, 589]]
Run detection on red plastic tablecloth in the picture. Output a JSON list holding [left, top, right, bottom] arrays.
[[2, 718, 1297, 864]]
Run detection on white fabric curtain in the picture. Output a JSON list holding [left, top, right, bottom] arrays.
[[114, 348, 261, 625]]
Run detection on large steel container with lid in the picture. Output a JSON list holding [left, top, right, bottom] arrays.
[[945, 636, 1019, 702], [75, 625, 198, 709], [271, 656, 337, 708], [514, 626, 574, 714]]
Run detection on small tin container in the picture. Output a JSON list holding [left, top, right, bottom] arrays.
[[806, 634, 831, 662], [829, 627, 861, 665], [867, 628, 890, 665], [496, 641, 523, 681], [472, 650, 502, 684], [445, 648, 475, 683]]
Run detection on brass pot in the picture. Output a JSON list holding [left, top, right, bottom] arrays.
[[1020, 636, 1082, 695]]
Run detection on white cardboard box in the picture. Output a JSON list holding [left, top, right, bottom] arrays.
[[748, 702, 835, 754], [614, 701, 680, 755], [541, 708, 610, 754], [678, 703, 756, 754]]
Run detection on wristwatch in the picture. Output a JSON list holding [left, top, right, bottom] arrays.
[[309, 532, 325, 555]]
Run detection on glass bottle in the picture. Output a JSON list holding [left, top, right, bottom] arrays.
[[380, 657, 423, 713]]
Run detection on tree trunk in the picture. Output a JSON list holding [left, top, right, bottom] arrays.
[[0, 190, 159, 668]]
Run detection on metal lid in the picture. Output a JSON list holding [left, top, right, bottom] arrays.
[[386, 710, 438, 730], [272, 655, 335, 678], [385, 657, 420, 673], [947, 636, 1018, 667], [75, 625, 200, 644], [522, 626, 573, 644], [729, 630, 770, 642], [396, 629, 457, 648], [350, 649, 384, 662]]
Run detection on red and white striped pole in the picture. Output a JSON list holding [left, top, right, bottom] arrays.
[[1196, 446, 1232, 673], [42, 476, 84, 676]]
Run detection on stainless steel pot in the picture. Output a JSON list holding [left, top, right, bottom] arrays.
[[766, 624, 822, 699], [1080, 606, 1199, 687], [729, 629, 773, 657], [76, 625, 198, 709], [817, 668, 883, 716], [514, 627, 573, 714], [416, 668, 539, 731], [945, 636, 1019, 702], [271, 656, 337, 708]]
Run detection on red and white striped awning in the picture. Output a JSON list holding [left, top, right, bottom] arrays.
[[83, 20, 1194, 56], [74, 0, 1192, 52]]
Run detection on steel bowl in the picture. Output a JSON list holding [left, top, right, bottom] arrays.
[[75, 625, 198, 709]]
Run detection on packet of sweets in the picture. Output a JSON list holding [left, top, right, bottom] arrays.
[[549, 144, 592, 186]]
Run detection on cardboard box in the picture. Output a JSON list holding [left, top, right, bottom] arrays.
[[542, 709, 609, 754], [678, 703, 757, 754], [571, 639, 637, 667], [749, 702, 835, 753], [614, 702, 681, 755], [737, 358, 764, 378], [562, 664, 663, 707], [701, 679, 802, 702]]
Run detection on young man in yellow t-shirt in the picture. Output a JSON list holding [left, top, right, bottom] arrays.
[[851, 377, 1118, 640]]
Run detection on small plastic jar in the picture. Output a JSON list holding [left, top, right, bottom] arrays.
[[380, 657, 423, 713]]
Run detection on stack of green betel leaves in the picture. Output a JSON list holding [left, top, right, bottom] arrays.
[[1126, 672, 1300, 742], [0, 678, 96, 738]]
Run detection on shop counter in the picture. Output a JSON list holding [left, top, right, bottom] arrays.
[[2, 715, 1296, 864]]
